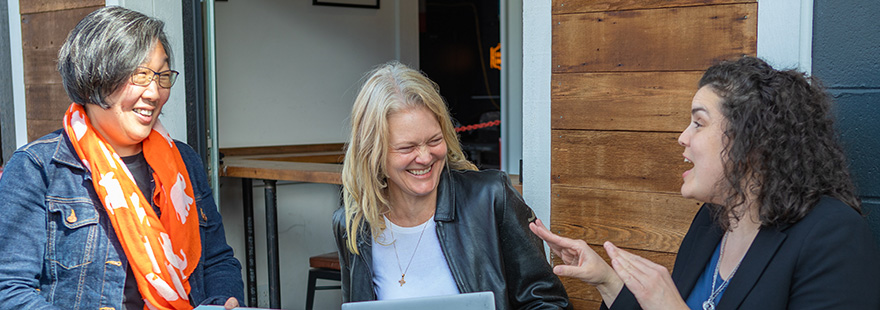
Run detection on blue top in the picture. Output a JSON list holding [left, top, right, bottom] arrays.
[[685, 239, 727, 309]]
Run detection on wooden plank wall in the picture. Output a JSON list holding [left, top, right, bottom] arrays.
[[20, 0, 103, 142], [550, 1, 756, 308]]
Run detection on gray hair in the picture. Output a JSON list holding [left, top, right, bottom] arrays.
[[57, 6, 172, 108]]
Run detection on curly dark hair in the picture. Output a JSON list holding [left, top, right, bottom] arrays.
[[699, 56, 860, 230]]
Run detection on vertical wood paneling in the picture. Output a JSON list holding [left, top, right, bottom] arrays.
[[19, 0, 103, 14], [24, 85, 70, 120], [550, 2, 756, 308], [21, 4, 102, 141]]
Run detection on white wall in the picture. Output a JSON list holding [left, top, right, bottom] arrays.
[[6, 0, 26, 148], [501, 0, 524, 175], [522, 0, 552, 247], [214, 1, 418, 309], [757, 0, 813, 73], [216, 0, 418, 147]]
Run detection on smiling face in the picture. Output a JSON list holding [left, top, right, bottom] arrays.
[[384, 106, 448, 204], [678, 86, 728, 204], [84, 41, 170, 157]]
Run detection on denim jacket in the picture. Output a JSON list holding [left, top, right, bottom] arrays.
[[0, 130, 244, 309]]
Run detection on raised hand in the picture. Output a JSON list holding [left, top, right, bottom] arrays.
[[604, 241, 688, 310], [529, 219, 624, 305]]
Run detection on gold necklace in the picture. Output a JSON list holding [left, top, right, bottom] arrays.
[[388, 215, 431, 286]]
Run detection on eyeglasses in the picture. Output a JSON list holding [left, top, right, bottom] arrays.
[[131, 67, 179, 88]]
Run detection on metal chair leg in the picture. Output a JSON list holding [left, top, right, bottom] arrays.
[[305, 269, 319, 310]]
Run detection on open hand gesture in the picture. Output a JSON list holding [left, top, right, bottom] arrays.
[[604, 242, 688, 310], [529, 219, 623, 305]]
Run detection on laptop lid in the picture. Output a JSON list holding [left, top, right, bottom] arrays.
[[341, 291, 495, 310]]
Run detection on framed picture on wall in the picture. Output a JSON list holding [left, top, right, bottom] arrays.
[[313, 0, 379, 9]]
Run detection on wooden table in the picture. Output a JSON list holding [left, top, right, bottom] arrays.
[[219, 143, 521, 308], [220, 144, 344, 308]]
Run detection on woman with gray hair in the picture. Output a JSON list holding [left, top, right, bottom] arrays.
[[0, 6, 243, 309]]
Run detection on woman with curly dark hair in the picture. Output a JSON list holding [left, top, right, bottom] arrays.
[[530, 56, 880, 309]]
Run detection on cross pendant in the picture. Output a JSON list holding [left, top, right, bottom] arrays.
[[399, 274, 406, 286]]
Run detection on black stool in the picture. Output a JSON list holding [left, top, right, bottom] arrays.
[[305, 252, 342, 310]]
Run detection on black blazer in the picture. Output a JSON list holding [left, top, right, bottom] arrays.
[[607, 196, 880, 309]]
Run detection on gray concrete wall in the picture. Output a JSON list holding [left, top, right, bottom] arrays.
[[812, 0, 880, 242], [0, 0, 14, 165]]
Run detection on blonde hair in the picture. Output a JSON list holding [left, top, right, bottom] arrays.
[[342, 61, 476, 254]]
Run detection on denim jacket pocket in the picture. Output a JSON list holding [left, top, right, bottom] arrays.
[[47, 199, 100, 269]]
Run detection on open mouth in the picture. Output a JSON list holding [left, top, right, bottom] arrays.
[[133, 108, 153, 117], [408, 165, 432, 176], [682, 156, 693, 178]]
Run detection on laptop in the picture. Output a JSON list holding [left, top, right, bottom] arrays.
[[341, 291, 495, 310]]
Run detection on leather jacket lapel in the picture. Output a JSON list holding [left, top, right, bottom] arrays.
[[433, 169, 469, 293], [434, 168, 455, 222]]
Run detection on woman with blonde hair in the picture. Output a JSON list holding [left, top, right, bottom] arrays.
[[333, 61, 570, 309]]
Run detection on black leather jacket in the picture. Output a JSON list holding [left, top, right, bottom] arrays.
[[333, 169, 571, 309]]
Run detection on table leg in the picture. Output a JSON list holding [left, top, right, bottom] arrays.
[[264, 179, 281, 308], [242, 178, 257, 307]]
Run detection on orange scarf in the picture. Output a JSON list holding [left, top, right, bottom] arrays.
[[63, 103, 201, 310]]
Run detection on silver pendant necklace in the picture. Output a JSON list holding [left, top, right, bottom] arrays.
[[389, 215, 431, 287], [703, 232, 743, 310]]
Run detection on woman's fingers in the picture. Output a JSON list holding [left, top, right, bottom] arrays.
[[553, 264, 586, 278], [528, 220, 554, 244], [224, 297, 240, 309], [529, 219, 580, 257], [608, 246, 646, 292], [605, 242, 685, 310], [529, 219, 567, 245]]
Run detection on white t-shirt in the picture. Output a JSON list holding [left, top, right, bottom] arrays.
[[371, 216, 460, 300]]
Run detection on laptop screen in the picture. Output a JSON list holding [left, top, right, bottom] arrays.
[[341, 291, 495, 310]]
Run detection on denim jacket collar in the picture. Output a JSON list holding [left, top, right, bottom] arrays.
[[51, 131, 88, 173]]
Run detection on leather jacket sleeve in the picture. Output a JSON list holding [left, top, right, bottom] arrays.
[[332, 208, 354, 302], [493, 173, 572, 310]]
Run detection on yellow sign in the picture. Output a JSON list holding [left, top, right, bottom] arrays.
[[490, 43, 501, 70]]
